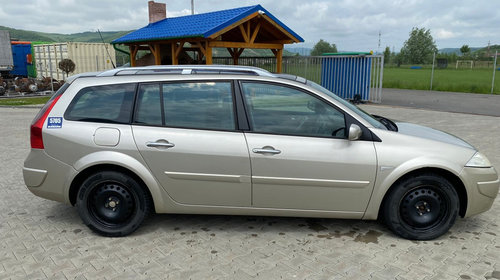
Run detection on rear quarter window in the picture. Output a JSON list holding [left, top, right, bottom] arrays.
[[64, 83, 136, 124]]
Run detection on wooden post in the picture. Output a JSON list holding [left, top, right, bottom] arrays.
[[171, 42, 178, 65], [129, 45, 138, 67], [154, 44, 161, 65], [227, 48, 236, 65], [206, 42, 213, 65], [235, 48, 244, 65], [276, 48, 283, 73]]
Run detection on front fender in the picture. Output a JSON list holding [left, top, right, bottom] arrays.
[[66, 151, 169, 213], [362, 156, 466, 220]]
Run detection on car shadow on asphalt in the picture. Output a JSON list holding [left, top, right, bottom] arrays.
[[43, 204, 489, 244]]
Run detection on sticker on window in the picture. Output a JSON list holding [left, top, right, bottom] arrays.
[[47, 117, 63, 129]]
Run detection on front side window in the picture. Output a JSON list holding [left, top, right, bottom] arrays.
[[162, 82, 235, 130], [241, 82, 346, 138], [65, 83, 136, 124]]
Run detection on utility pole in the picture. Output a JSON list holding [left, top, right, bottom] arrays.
[[487, 40, 491, 57], [191, 0, 194, 15], [377, 31, 381, 54]]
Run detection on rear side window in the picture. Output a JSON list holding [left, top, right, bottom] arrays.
[[162, 82, 235, 130], [65, 83, 136, 124]]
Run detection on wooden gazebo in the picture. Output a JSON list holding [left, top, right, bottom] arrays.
[[112, 4, 303, 73]]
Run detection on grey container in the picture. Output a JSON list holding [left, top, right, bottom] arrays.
[[0, 31, 14, 73]]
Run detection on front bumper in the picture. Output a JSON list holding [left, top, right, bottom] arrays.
[[23, 149, 76, 204], [460, 166, 499, 217]]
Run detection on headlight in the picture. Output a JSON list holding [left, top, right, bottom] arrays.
[[465, 152, 492, 168]]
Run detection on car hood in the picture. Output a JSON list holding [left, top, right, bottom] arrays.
[[395, 122, 475, 150]]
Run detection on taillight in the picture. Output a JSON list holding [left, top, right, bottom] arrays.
[[30, 95, 62, 149]]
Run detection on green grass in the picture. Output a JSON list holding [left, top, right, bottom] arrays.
[[383, 67, 500, 94], [278, 62, 500, 94], [0, 96, 50, 106]]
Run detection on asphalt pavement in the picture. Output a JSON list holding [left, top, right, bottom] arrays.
[[380, 88, 500, 117]]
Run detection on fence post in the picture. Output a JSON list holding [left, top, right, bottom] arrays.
[[47, 46, 54, 93], [430, 52, 436, 91], [379, 55, 384, 103], [492, 51, 498, 94], [305, 57, 308, 79]]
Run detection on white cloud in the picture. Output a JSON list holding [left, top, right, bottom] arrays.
[[435, 29, 458, 39], [167, 9, 192, 18]]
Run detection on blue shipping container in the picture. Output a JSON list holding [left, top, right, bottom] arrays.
[[10, 44, 31, 77], [320, 56, 372, 101]]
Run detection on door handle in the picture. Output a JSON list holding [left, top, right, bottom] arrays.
[[146, 141, 175, 148], [252, 146, 281, 155]]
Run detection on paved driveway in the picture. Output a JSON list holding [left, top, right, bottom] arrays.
[[381, 89, 500, 117], [0, 106, 498, 280]]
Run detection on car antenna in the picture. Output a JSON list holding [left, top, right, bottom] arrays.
[[97, 29, 116, 69]]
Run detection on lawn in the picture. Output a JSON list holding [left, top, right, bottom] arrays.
[[383, 67, 500, 94], [0, 96, 50, 106], [278, 61, 499, 94]]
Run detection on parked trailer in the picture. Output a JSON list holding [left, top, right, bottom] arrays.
[[33, 42, 116, 80], [0, 31, 14, 77]]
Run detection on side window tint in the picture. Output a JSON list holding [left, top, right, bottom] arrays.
[[162, 82, 235, 130], [135, 84, 162, 126], [65, 83, 136, 124], [241, 82, 346, 138]]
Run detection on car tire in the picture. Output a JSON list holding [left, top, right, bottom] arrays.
[[382, 173, 459, 240], [76, 170, 152, 237]]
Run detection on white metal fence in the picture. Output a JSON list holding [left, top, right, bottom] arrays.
[[213, 55, 384, 103]]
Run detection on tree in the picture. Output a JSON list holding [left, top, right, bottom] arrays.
[[58, 59, 76, 76], [394, 52, 404, 67], [383, 46, 391, 64], [400, 28, 437, 64], [460, 44, 470, 56], [311, 39, 337, 56]]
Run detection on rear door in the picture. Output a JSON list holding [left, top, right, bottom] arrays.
[[132, 81, 252, 207], [240, 81, 377, 213]]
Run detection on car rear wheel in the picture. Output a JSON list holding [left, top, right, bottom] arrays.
[[76, 171, 152, 237], [382, 173, 459, 240]]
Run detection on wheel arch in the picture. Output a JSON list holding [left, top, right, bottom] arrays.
[[67, 151, 169, 214], [378, 167, 468, 219]]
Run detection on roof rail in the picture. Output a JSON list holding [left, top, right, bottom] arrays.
[[97, 65, 275, 77]]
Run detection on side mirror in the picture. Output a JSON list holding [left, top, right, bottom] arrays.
[[348, 124, 362, 141]]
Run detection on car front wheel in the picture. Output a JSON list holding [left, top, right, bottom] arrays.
[[76, 170, 152, 237], [382, 173, 459, 240]]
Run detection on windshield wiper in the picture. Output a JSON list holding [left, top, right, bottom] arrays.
[[372, 115, 398, 132]]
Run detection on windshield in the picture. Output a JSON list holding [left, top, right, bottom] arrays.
[[306, 80, 386, 130]]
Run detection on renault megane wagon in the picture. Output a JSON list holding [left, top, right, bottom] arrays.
[[23, 65, 499, 240]]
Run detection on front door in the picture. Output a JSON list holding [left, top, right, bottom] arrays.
[[132, 81, 251, 207], [240, 81, 377, 212]]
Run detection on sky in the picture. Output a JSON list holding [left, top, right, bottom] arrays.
[[1, 0, 498, 52]]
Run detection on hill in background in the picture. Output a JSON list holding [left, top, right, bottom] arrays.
[[439, 47, 482, 55], [474, 45, 500, 57], [1, 25, 132, 43]]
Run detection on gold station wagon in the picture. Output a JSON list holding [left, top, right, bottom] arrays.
[[23, 65, 499, 240]]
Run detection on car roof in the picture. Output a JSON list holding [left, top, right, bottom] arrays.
[[66, 65, 278, 84]]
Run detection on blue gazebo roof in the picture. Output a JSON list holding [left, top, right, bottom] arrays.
[[112, 4, 303, 44]]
